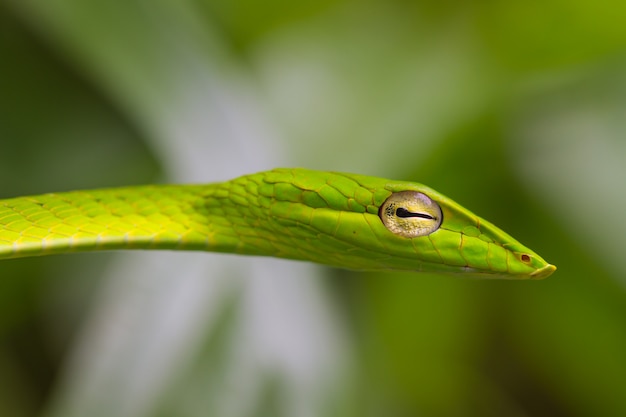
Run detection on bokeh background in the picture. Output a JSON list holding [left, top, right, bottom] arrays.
[[1, 1, 625, 416]]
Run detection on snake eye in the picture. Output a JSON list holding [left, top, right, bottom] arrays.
[[379, 191, 442, 238]]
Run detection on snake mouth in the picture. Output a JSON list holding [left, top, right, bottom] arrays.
[[530, 263, 557, 280]]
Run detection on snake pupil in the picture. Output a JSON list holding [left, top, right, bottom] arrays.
[[395, 207, 435, 220]]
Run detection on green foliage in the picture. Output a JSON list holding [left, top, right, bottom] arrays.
[[1, 1, 625, 416]]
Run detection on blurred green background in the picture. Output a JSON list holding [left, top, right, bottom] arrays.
[[1, 1, 625, 416]]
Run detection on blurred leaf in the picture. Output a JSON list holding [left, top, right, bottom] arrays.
[[511, 65, 626, 285], [476, 0, 626, 71], [0, 7, 160, 195], [193, 0, 344, 51]]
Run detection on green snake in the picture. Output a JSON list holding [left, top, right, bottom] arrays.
[[0, 168, 555, 279]]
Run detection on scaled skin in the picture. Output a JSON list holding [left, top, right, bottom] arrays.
[[0, 168, 555, 279]]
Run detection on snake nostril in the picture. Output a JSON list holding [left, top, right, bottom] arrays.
[[521, 254, 531, 263]]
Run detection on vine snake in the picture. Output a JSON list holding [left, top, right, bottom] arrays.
[[0, 168, 555, 279]]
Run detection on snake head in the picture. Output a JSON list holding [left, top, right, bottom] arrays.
[[375, 182, 556, 279]]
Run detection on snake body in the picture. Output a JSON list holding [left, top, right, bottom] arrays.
[[0, 168, 555, 279]]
